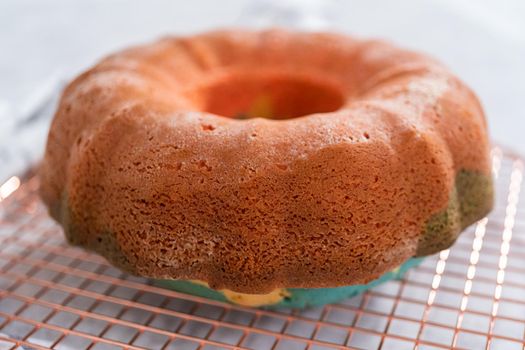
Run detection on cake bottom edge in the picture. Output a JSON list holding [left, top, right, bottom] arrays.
[[155, 257, 425, 309]]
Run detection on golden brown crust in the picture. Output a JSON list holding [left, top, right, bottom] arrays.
[[39, 29, 492, 293]]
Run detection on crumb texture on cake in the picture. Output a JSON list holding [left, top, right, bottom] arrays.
[[39, 29, 493, 294]]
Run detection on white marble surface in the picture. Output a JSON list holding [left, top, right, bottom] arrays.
[[1, 0, 524, 181]]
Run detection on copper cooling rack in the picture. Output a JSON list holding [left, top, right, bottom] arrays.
[[0, 147, 524, 350]]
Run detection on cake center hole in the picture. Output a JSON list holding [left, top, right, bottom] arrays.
[[200, 74, 345, 120]]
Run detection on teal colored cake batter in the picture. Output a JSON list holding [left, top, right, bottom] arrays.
[[157, 257, 424, 309]]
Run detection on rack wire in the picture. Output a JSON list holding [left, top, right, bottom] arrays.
[[0, 147, 523, 350]]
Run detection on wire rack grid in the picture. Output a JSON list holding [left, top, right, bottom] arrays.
[[0, 147, 524, 350]]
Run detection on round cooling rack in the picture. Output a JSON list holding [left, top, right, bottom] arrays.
[[0, 146, 524, 350]]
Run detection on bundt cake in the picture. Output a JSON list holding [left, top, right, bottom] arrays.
[[39, 29, 493, 308]]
